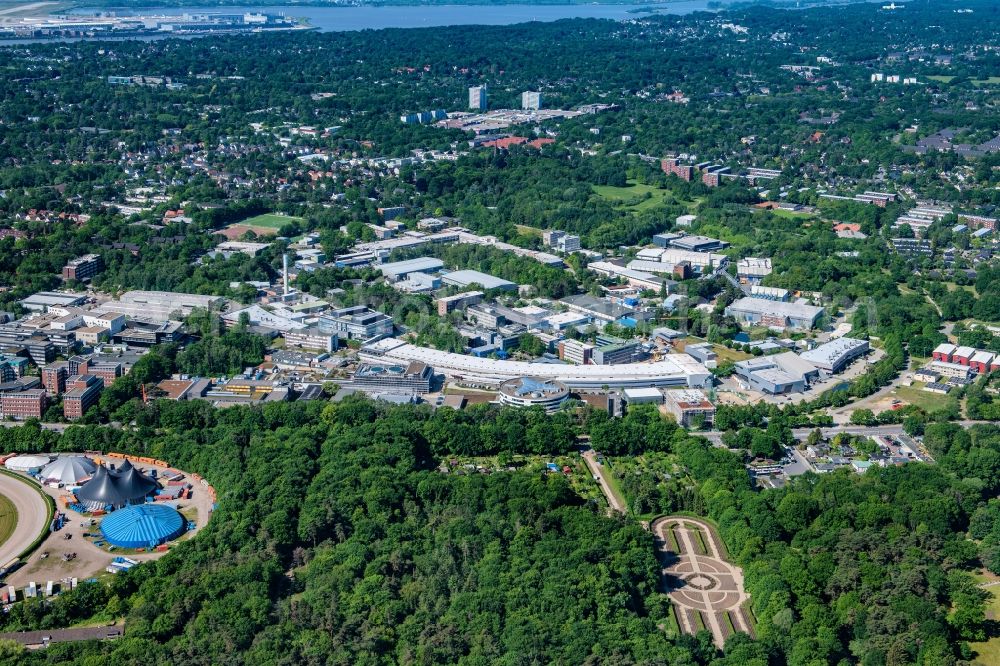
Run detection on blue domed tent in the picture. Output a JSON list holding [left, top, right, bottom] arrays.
[[99, 504, 185, 549]]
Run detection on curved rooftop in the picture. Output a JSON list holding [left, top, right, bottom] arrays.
[[40, 456, 97, 485], [100, 504, 185, 549], [499, 377, 569, 400], [361, 338, 712, 390], [5, 455, 52, 472]]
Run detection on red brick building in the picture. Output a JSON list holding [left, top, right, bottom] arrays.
[[1, 389, 48, 420], [41, 362, 69, 396], [63, 375, 104, 420]]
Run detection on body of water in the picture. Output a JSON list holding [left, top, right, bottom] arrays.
[[66, 2, 717, 31]]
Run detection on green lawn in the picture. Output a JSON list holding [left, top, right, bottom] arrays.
[[970, 577, 1000, 665], [0, 492, 17, 551], [890, 383, 959, 414], [926, 75, 955, 83], [592, 182, 673, 212], [765, 207, 815, 220], [240, 213, 304, 229], [972, 77, 1000, 86]]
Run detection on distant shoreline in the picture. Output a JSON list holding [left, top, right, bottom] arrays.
[[60, 0, 863, 9]]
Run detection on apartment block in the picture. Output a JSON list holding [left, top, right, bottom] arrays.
[[61, 254, 103, 281]]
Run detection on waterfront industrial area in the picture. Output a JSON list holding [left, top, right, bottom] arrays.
[[0, 4, 306, 40]]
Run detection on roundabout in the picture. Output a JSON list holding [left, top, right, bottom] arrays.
[[651, 516, 754, 648]]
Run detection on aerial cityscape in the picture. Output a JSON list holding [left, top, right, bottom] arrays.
[[0, 0, 999, 663]]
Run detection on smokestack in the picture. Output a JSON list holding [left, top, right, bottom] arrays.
[[283, 253, 289, 296]]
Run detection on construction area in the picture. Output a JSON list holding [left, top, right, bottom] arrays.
[[0, 452, 215, 602], [652, 516, 754, 648]]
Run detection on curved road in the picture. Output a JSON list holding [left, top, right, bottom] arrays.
[[0, 473, 49, 566]]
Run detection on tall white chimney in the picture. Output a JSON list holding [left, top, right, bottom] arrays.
[[283, 253, 289, 296]]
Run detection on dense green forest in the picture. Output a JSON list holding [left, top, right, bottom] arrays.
[[0, 400, 997, 664]]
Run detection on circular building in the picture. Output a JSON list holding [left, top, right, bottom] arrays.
[[40, 456, 97, 486], [76, 462, 158, 511], [498, 377, 570, 414], [4, 454, 52, 473], [100, 504, 185, 549]]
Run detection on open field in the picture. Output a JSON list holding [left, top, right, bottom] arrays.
[[765, 207, 816, 220], [593, 182, 673, 212], [0, 493, 17, 551], [926, 75, 955, 83], [889, 383, 960, 414], [972, 77, 1000, 87]]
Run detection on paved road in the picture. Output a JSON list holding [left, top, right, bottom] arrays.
[[0, 422, 74, 433], [582, 449, 626, 515], [783, 447, 813, 476], [0, 473, 49, 566]]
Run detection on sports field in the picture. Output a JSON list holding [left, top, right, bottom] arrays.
[[240, 213, 304, 229], [221, 213, 304, 239], [0, 492, 18, 550]]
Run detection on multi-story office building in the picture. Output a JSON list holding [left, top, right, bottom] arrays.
[[498, 377, 568, 414], [63, 375, 104, 420], [558, 339, 595, 365], [542, 230, 581, 253], [521, 91, 542, 110], [0, 336, 54, 366], [41, 362, 69, 396], [469, 86, 487, 110], [0, 355, 29, 378], [88, 362, 123, 386], [61, 254, 104, 281], [0, 361, 15, 383], [283, 327, 338, 353], [593, 341, 641, 366], [436, 292, 484, 317], [0, 389, 48, 420], [317, 306, 394, 341], [664, 389, 715, 427], [351, 362, 433, 395]]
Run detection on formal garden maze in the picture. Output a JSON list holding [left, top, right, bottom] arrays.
[[652, 516, 755, 648]]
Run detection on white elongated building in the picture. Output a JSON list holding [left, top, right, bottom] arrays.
[[361, 339, 712, 391]]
